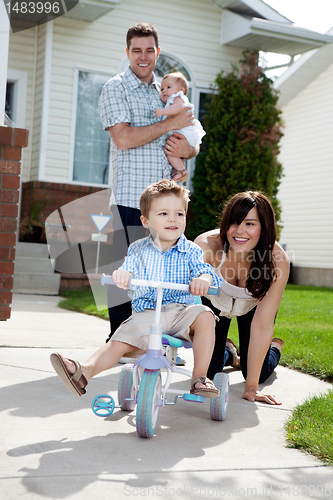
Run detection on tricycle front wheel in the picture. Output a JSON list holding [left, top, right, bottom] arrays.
[[136, 369, 162, 438], [210, 372, 229, 421]]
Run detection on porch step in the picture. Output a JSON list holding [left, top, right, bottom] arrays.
[[14, 255, 56, 273], [13, 242, 60, 295], [15, 241, 50, 258]]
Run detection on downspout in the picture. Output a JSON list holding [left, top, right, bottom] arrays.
[[27, 25, 38, 182], [17, 26, 39, 241], [38, 21, 53, 181]]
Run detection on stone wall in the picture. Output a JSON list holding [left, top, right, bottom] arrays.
[[291, 267, 333, 288]]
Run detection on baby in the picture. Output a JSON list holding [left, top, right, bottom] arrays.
[[155, 72, 205, 183]]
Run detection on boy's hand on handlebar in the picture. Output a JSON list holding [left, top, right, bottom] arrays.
[[190, 275, 212, 296], [112, 270, 133, 290]]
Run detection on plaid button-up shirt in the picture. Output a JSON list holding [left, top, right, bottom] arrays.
[[119, 234, 220, 312], [99, 68, 171, 210]]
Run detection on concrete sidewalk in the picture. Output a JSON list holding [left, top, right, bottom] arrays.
[[1, 294, 332, 500]]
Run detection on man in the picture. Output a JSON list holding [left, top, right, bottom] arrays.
[[99, 22, 199, 341]]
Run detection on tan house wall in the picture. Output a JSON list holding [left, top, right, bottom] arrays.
[[278, 61, 333, 283], [8, 0, 243, 186]]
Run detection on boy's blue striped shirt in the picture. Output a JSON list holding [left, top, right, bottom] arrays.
[[119, 234, 221, 312]]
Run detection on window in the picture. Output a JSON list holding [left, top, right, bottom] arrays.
[[119, 52, 193, 100], [155, 53, 192, 101], [73, 71, 110, 185], [197, 91, 212, 153], [154, 54, 191, 82], [183, 89, 213, 191], [6, 70, 27, 129], [5, 82, 15, 121]]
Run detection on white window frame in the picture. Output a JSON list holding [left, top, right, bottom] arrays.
[[185, 86, 214, 192], [118, 49, 195, 86], [68, 67, 113, 188]]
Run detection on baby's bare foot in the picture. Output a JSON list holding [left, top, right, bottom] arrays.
[[172, 172, 183, 181]]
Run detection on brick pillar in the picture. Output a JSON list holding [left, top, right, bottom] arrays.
[[0, 126, 29, 320]]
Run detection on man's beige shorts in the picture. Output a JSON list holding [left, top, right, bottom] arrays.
[[111, 303, 215, 356]]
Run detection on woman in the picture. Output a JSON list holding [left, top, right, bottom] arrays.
[[195, 191, 289, 405]]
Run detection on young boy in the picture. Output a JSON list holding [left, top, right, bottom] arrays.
[[50, 180, 220, 398]]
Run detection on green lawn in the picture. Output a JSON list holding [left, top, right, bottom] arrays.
[[285, 390, 333, 466], [59, 287, 108, 321], [228, 284, 333, 382], [59, 284, 333, 464], [60, 284, 333, 381]]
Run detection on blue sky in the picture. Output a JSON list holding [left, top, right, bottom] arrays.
[[265, 0, 333, 33]]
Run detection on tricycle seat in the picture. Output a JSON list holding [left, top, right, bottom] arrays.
[[162, 334, 192, 349]]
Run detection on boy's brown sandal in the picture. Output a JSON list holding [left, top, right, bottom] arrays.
[[190, 376, 220, 398], [50, 353, 88, 397]]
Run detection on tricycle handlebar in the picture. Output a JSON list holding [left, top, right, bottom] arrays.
[[101, 273, 220, 296]]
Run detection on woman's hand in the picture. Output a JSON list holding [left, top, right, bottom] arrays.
[[243, 388, 282, 405]]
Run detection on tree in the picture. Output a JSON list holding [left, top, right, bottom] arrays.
[[187, 52, 283, 240]]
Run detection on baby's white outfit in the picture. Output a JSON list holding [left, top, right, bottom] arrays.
[[165, 91, 206, 147]]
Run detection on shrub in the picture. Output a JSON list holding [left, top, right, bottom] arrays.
[[187, 51, 284, 240]]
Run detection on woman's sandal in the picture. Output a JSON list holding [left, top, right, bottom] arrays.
[[271, 337, 285, 353], [50, 353, 88, 397], [226, 338, 241, 370], [190, 376, 220, 398]]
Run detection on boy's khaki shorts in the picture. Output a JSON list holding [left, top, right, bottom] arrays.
[[111, 303, 216, 357]]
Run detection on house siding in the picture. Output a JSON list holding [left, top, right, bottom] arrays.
[[278, 61, 333, 272], [8, 27, 36, 181]]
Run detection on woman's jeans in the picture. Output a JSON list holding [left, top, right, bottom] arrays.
[[202, 297, 281, 384]]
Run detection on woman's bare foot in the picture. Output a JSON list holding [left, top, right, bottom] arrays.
[[271, 337, 285, 353]]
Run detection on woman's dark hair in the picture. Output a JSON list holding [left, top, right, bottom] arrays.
[[219, 191, 277, 300]]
